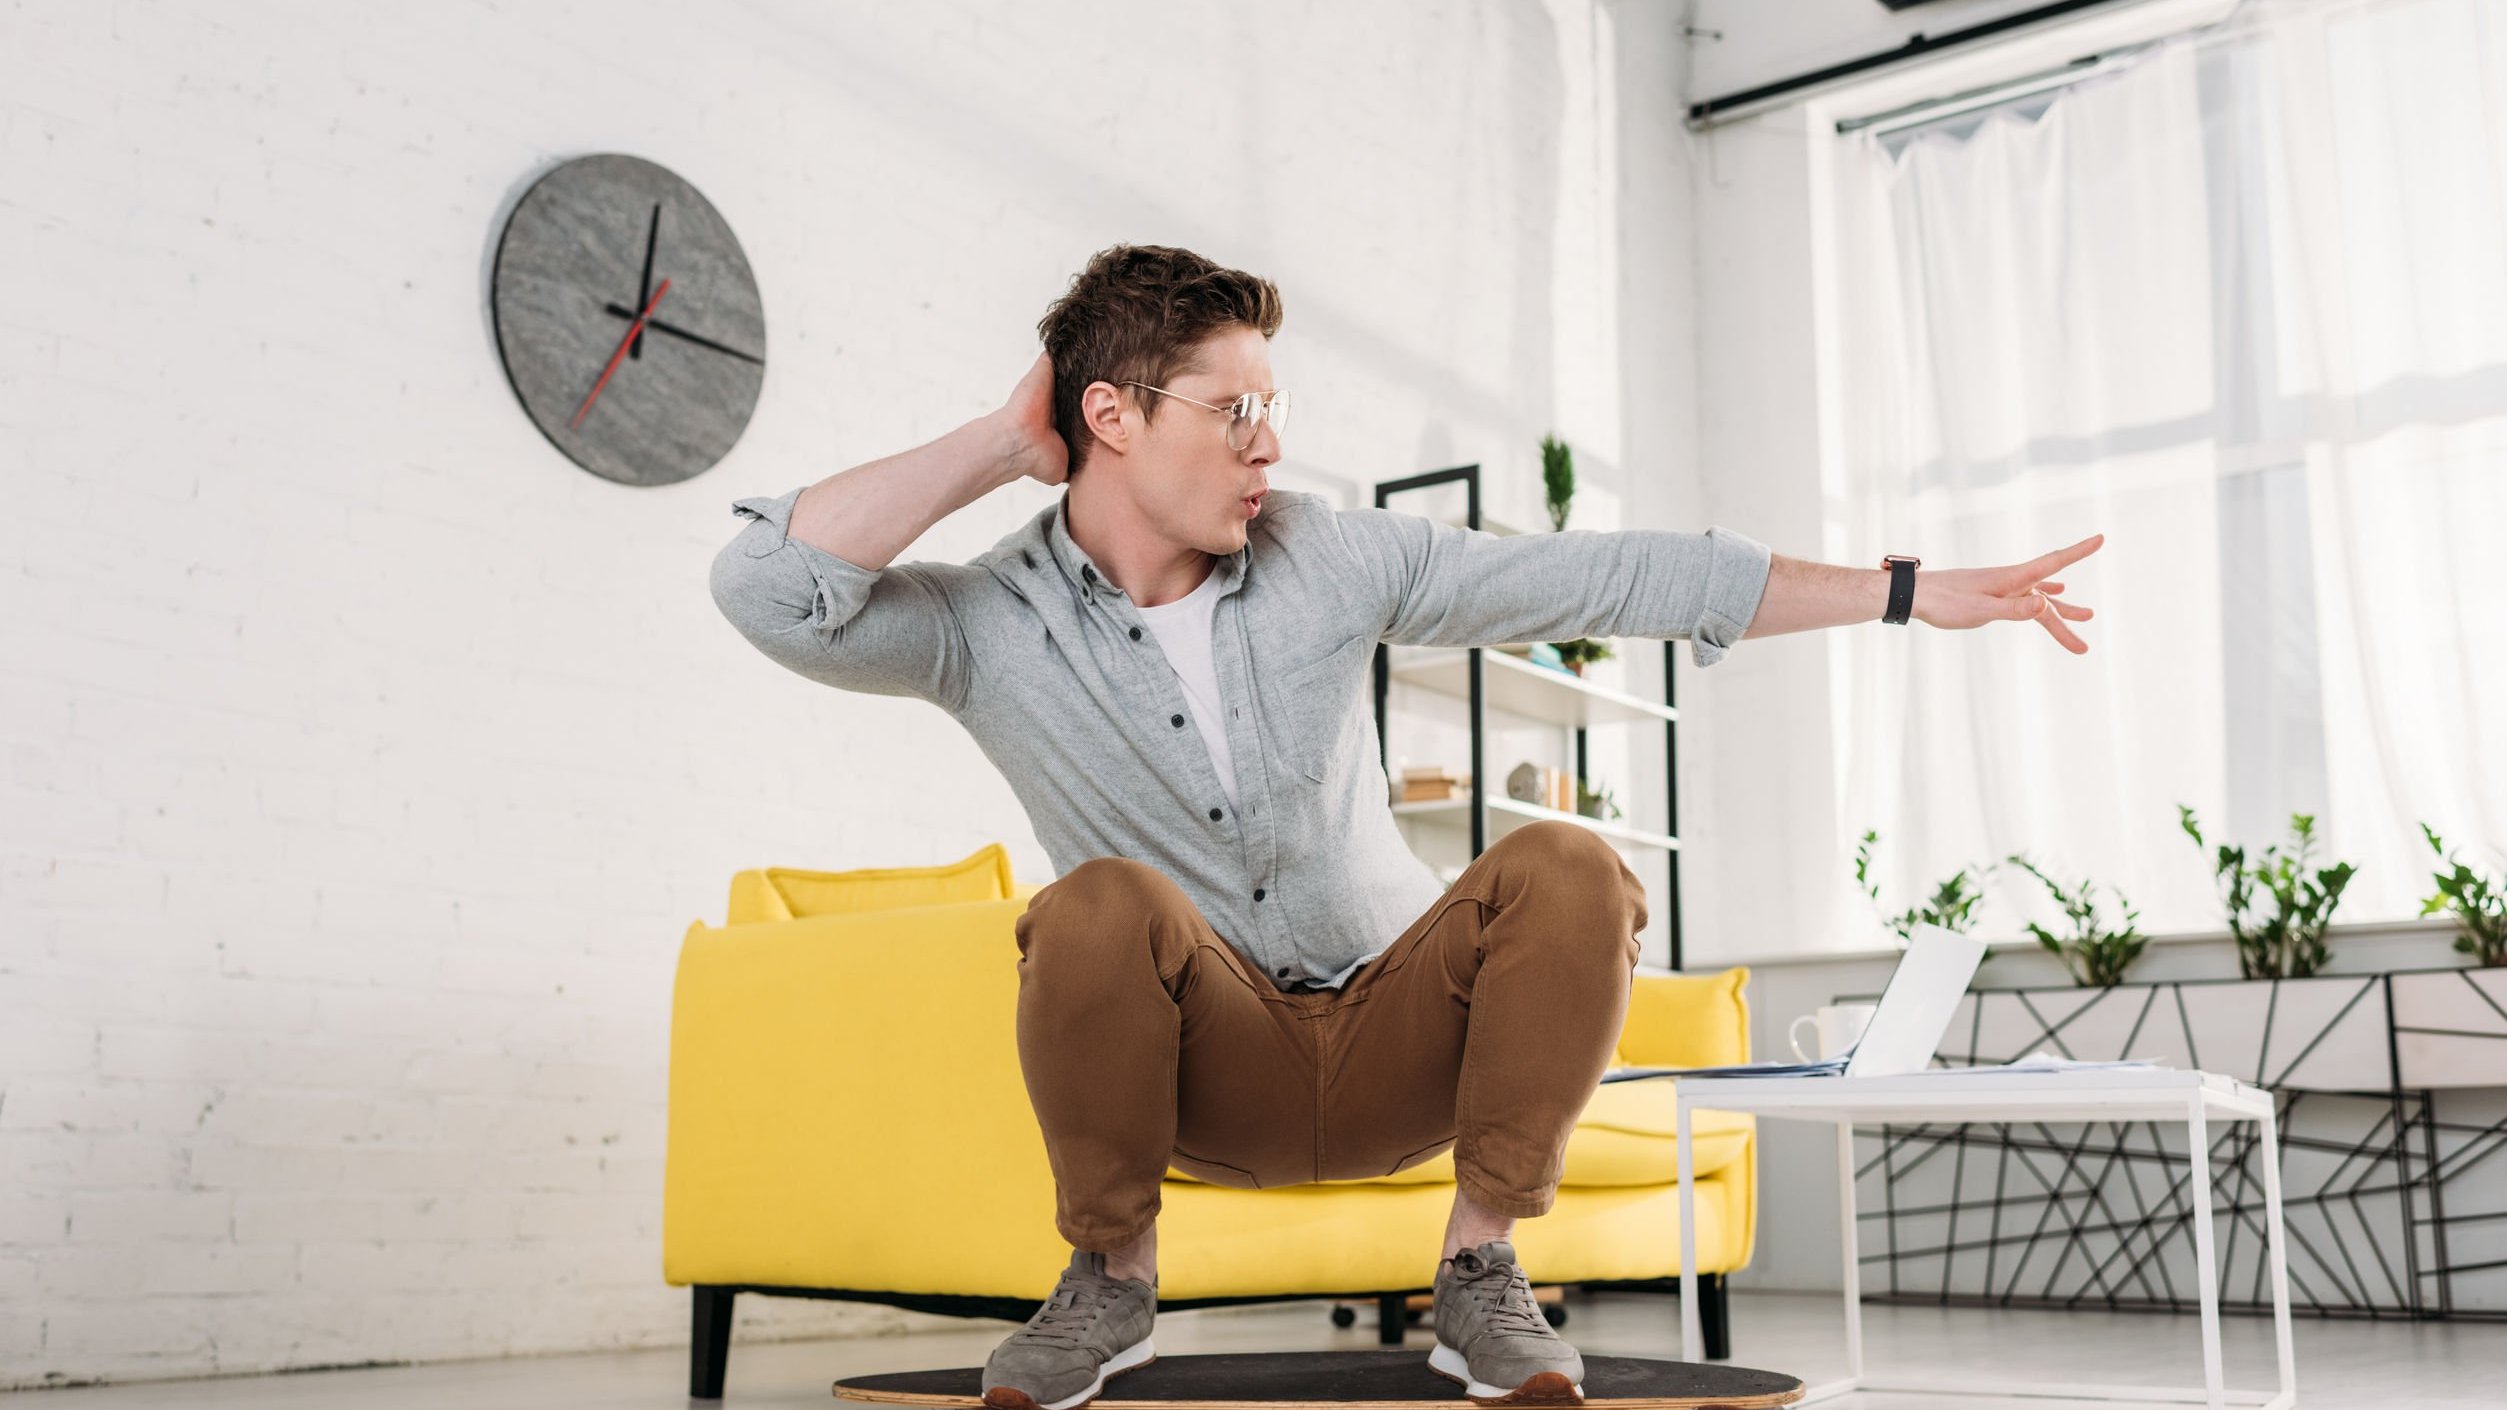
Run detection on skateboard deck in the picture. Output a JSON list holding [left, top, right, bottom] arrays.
[[832, 1349, 1805, 1408]]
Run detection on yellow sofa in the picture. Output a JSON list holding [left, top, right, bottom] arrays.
[[663, 843, 1756, 1399]]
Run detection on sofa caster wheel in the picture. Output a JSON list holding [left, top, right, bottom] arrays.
[[1330, 1304, 1356, 1328], [1543, 1303, 1567, 1328], [1405, 1307, 1423, 1325]]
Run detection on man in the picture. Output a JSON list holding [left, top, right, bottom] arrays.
[[710, 244, 2100, 1410]]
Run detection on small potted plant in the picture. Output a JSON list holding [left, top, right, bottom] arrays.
[[1575, 777, 1622, 823], [2178, 806, 2358, 980], [1541, 433, 1574, 532], [2419, 821, 2507, 967], [1537, 435, 1614, 675], [1550, 637, 1615, 677], [2005, 854, 2149, 987]]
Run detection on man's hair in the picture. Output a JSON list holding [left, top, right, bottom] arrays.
[[1035, 243, 1285, 476]]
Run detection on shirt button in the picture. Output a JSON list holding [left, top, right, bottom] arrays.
[[1129, 626, 1142, 640], [1171, 714, 1185, 728], [1254, 887, 1266, 901], [1276, 967, 1290, 977], [1209, 807, 1223, 821], [1082, 565, 1095, 580]]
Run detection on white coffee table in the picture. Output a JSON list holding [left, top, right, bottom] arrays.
[[1672, 1068, 2296, 1409]]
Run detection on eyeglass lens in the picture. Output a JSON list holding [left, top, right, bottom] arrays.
[[1226, 391, 1291, 450]]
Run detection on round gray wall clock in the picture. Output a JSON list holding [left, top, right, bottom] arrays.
[[490, 153, 766, 486]]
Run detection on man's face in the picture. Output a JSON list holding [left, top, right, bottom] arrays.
[[1110, 323, 1280, 556]]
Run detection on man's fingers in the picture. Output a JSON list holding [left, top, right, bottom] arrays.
[[2037, 607, 2089, 654], [2036, 580, 2063, 595], [2049, 596, 2093, 622], [2012, 534, 2105, 585]]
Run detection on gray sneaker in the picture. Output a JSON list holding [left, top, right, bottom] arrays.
[[1428, 1239, 1584, 1405], [979, 1247, 1158, 1410]]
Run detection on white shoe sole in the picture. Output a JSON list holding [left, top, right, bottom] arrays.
[[1014, 1333, 1156, 1410], [1427, 1341, 1584, 1404]]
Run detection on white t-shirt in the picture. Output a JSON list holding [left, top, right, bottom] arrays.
[[1134, 560, 1380, 989], [1132, 562, 1239, 810]]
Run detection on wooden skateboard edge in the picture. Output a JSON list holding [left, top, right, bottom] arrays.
[[833, 1390, 1805, 1409], [834, 1358, 1806, 1410]]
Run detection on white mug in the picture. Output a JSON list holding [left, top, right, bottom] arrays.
[[1789, 1003, 1878, 1061]]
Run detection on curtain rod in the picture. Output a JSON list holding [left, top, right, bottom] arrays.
[[1685, 0, 2134, 129]]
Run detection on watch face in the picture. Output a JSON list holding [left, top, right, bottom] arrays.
[[490, 153, 766, 486]]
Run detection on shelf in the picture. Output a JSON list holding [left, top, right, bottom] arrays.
[[1433, 513, 1532, 538], [1390, 794, 1679, 853], [1385, 643, 1676, 729]]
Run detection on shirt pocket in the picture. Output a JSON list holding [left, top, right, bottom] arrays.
[[1265, 634, 1374, 784]]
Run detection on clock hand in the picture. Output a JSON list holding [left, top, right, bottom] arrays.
[[632, 202, 659, 361], [570, 277, 670, 431], [600, 302, 764, 365]]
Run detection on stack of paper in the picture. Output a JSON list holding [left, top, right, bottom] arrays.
[[1597, 1050, 2166, 1084], [1599, 1056, 1848, 1083]]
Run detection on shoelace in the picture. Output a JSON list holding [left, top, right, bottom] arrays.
[[1453, 1257, 1551, 1338], [1018, 1276, 1122, 1349]]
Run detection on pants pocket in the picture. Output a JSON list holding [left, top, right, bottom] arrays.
[[1385, 1134, 1458, 1178], [1169, 1146, 1263, 1189]]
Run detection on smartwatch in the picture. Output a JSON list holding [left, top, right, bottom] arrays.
[[1880, 554, 1920, 625]]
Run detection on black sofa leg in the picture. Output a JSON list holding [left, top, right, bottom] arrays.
[[691, 1285, 736, 1399], [1696, 1273, 1731, 1362], [1377, 1291, 1408, 1345]]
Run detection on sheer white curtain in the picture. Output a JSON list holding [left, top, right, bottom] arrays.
[[1827, 0, 2507, 939]]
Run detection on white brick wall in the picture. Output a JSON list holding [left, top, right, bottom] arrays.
[[0, 0, 1700, 1389]]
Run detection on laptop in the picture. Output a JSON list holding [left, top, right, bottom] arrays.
[[1600, 921, 1989, 1083]]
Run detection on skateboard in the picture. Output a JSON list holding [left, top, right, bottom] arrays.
[[832, 1348, 1805, 1408]]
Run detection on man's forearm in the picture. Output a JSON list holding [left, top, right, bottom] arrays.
[[1738, 553, 1891, 639], [787, 413, 1029, 572]]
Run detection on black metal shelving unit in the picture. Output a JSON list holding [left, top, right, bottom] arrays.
[[1371, 463, 1686, 969]]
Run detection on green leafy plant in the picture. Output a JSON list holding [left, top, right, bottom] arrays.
[[2178, 805, 2358, 980], [2419, 821, 2507, 966], [1541, 434, 1574, 532], [1575, 778, 1622, 823], [1550, 637, 1615, 673], [1855, 828, 1993, 945], [2005, 854, 2148, 987]]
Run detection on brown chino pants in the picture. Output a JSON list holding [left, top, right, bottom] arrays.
[[1010, 819, 1649, 1252]]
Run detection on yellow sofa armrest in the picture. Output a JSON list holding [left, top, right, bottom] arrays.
[[1614, 966, 1751, 1069], [663, 899, 1059, 1295]]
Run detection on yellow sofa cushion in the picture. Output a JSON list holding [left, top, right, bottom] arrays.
[[726, 841, 1017, 924], [1614, 965, 1750, 1070]]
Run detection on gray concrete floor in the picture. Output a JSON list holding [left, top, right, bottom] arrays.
[[14, 1289, 2504, 1408]]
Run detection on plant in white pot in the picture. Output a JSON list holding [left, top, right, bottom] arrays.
[[1853, 828, 1993, 945], [2418, 821, 2507, 966], [2004, 853, 2149, 987], [1538, 434, 1613, 677], [2178, 806, 2358, 979]]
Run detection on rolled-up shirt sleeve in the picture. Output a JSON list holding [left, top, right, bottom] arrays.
[[707, 485, 977, 710], [1324, 504, 1773, 667]]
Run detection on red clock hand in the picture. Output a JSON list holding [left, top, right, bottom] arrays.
[[570, 276, 672, 430]]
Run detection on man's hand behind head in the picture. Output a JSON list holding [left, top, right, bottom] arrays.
[[995, 351, 1069, 487]]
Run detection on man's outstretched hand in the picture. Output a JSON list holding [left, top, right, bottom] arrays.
[[1914, 534, 2104, 654]]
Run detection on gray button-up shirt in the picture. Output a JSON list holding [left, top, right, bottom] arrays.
[[709, 484, 1772, 993]]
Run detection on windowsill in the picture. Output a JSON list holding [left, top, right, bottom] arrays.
[[1694, 912, 2468, 971]]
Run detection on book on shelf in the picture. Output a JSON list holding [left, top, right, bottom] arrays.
[[1392, 764, 1469, 804]]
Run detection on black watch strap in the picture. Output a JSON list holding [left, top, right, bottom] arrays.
[[1881, 554, 1920, 625]]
